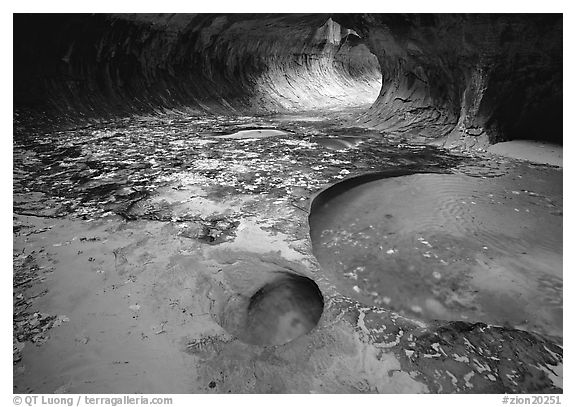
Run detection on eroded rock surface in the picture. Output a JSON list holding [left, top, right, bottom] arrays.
[[14, 14, 562, 147], [14, 14, 380, 127], [13, 112, 562, 393], [341, 14, 562, 147]]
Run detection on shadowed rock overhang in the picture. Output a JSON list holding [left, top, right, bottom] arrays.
[[14, 13, 562, 146]]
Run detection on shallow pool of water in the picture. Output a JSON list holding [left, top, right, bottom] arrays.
[[310, 169, 562, 338]]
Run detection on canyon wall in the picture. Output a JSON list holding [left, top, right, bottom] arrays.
[[13, 13, 381, 125], [338, 14, 562, 146], [14, 13, 562, 145]]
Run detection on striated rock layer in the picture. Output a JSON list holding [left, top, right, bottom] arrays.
[[342, 14, 563, 146], [14, 14, 381, 124], [14, 13, 562, 146]]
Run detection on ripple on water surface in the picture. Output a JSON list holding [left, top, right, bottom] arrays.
[[218, 128, 291, 139], [309, 170, 562, 338]]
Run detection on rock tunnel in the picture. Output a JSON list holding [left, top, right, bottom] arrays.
[[13, 13, 563, 394], [14, 13, 562, 146]]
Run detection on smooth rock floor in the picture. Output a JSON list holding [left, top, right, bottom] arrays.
[[13, 110, 562, 393]]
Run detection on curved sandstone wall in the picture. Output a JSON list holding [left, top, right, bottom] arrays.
[[14, 14, 381, 123], [338, 14, 562, 145], [14, 13, 562, 145]]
